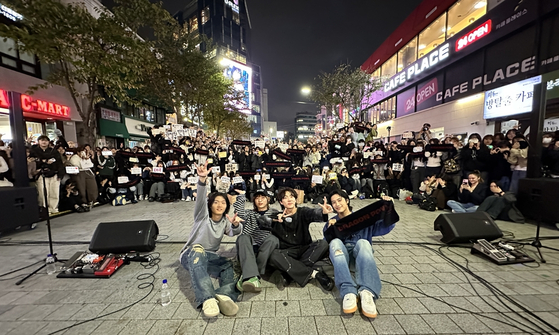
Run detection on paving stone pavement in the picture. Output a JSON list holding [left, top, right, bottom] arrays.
[[1, 198, 559, 334]]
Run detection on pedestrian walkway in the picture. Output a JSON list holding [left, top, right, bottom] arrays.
[[1, 199, 559, 335]]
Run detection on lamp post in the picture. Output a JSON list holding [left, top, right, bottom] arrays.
[[301, 87, 311, 96]]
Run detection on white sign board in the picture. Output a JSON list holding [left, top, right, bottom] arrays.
[[131, 167, 142, 175], [225, 163, 238, 172], [172, 124, 183, 131], [129, 157, 139, 163], [101, 151, 112, 156], [311, 175, 323, 184], [221, 176, 231, 183], [212, 166, 221, 174], [117, 176, 129, 184], [153, 167, 164, 174], [65, 166, 79, 174], [262, 174, 270, 180], [484, 76, 541, 119], [188, 177, 198, 184], [254, 174, 261, 180], [328, 173, 337, 180], [402, 131, 414, 139], [392, 163, 403, 172], [232, 176, 243, 184], [278, 143, 289, 152], [255, 140, 265, 149]]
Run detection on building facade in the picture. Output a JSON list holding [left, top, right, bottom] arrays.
[[175, 0, 263, 137], [360, 0, 559, 142], [295, 112, 318, 142]]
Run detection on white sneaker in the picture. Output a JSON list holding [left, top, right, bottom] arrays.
[[342, 293, 357, 314], [215, 294, 238, 316], [186, 196, 191, 202], [359, 290, 378, 318], [181, 198, 186, 201], [139, 195, 144, 201], [202, 298, 220, 317]]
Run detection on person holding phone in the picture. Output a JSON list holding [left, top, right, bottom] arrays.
[[446, 170, 488, 213], [507, 135, 529, 194], [461, 133, 490, 183]]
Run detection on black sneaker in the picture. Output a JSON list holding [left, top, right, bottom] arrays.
[[148, 197, 155, 202], [315, 271, 334, 291], [276, 272, 292, 291]]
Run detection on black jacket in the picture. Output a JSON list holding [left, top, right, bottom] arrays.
[[29, 146, 64, 178], [458, 183, 488, 205], [257, 207, 325, 248]]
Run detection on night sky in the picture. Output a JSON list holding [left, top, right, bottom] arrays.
[[162, 0, 424, 132]]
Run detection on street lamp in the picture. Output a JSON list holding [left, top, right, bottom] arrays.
[[301, 87, 311, 95]]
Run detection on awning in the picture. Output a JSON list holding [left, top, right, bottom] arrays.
[[129, 135, 149, 141], [99, 119, 129, 138]]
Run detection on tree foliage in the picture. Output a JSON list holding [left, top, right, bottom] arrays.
[[310, 63, 381, 123]]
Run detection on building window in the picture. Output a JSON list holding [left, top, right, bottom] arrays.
[[0, 37, 37, 75], [447, 0, 487, 38], [201, 7, 210, 25], [381, 54, 397, 79], [379, 97, 396, 122], [397, 37, 417, 72], [189, 16, 199, 33], [232, 10, 240, 25], [418, 13, 447, 58]]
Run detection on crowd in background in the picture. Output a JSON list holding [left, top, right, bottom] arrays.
[[1, 120, 559, 225]]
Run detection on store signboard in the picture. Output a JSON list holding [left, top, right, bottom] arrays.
[[0, 89, 71, 119], [456, 20, 492, 52], [396, 87, 415, 117], [225, 0, 239, 13], [0, 4, 22, 21], [100, 107, 121, 122], [483, 75, 541, 120], [543, 69, 559, 100]]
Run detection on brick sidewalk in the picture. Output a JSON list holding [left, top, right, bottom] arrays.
[[1, 199, 559, 334]]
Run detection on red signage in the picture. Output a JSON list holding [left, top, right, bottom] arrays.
[[456, 19, 492, 52], [416, 78, 438, 106], [0, 89, 70, 119]]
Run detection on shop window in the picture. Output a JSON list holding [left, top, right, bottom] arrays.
[[190, 16, 198, 33], [144, 108, 155, 122], [381, 54, 397, 79], [397, 37, 417, 71], [377, 97, 396, 123], [418, 13, 447, 58], [201, 7, 210, 25], [447, 0, 487, 38]]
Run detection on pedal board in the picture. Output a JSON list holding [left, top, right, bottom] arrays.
[[471, 239, 535, 265]]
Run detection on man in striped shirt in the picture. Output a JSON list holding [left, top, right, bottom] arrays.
[[232, 189, 279, 293]]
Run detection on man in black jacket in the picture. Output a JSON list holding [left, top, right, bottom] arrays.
[[30, 135, 65, 214], [258, 187, 334, 291]]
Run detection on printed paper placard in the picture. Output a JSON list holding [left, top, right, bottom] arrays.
[[392, 163, 403, 172], [101, 151, 112, 156], [129, 157, 139, 163], [207, 158, 213, 164], [232, 176, 243, 184], [117, 176, 129, 184], [255, 140, 265, 149], [153, 167, 164, 174], [311, 175, 323, 184], [163, 125, 171, 130], [188, 177, 198, 184], [262, 174, 270, 180], [172, 124, 183, 131], [221, 176, 231, 183], [373, 151, 384, 156], [131, 167, 142, 175], [218, 151, 227, 158], [225, 163, 238, 172], [65, 166, 79, 174], [254, 174, 261, 180], [189, 129, 197, 137], [328, 173, 337, 180], [363, 152, 372, 159], [212, 166, 221, 174], [278, 143, 289, 152]]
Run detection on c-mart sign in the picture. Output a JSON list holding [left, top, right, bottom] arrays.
[[0, 89, 71, 119]]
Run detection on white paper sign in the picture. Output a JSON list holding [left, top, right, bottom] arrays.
[[278, 143, 289, 152], [311, 175, 323, 184], [221, 176, 231, 183], [153, 167, 164, 174], [328, 173, 337, 180], [212, 166, 221, 174], [262, 174, 270, 180], [131, 167, 142, 175], [65, 166, 79, 174], [232, 176, 243, 184], [172, 124, 183, 131], [392, 163, 403, 172], [188, 177, 198, 184], [225, 163, 238, 172], [189, 129, 197, 137], [117, 176, 129, 184], [163, 125, 171, 130], [101, 151, 112, 156], [129, 157, 139, 163], [402, 131, 414, 139], [363, 152, 372, 159], [255, 140, 265, 149], [254, 174, 261, 180], [373, 151, 384, 156]]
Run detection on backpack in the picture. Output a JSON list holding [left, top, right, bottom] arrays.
[[419, 197, 437, 211], [111, 195, 128, 206], [444, 155, 461, 174]]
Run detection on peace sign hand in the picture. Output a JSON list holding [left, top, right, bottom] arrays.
[[226, 213, 244, 227], [276, 208, 290, 223], [318, 196, 334, 214]]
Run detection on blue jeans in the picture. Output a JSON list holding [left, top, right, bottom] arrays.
[[180, 245, 239, 307], [509, 170, 526, 194], [329, 238, 381, 299], [446, 200, 478, 213], [498, 176, 511, 192], [182, 188, 194, 198]]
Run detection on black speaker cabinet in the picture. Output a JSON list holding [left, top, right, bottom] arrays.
[[517, 178, 559, 223], [434, 212, 503, 244], [0, 187, 39, 232], [89, 220, 159, 254]]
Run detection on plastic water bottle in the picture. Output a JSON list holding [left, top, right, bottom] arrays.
[[161, 279, 171, 306], [46, 254, 56, 275]]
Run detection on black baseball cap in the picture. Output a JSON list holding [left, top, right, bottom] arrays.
[[254, 189, 268, 198]]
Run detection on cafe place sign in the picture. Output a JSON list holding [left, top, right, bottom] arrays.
[[0, 89, 71, 119]]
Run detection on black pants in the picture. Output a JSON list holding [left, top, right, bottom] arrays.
[[268, 240, 329, 287]]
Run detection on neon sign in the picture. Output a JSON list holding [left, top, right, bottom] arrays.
[[0, 4, 22, 21], [225, 0, 239, 13], [456, 20, 492, 52], [0, 89, 71, 118]]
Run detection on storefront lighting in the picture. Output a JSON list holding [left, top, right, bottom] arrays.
[[457, 93, 482, 103], [474, 2, 486, 9], [418, 44, 426, 50]]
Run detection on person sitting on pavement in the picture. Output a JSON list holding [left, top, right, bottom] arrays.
[[257, 187, 334, 291], [231, 189, 280, 293], [179, 162, 244, 318], [323, 190, 392, 319], [446, 170, 488, 213], [476, 181, 525, 223]]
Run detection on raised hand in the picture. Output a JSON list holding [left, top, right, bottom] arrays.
[[196, 161, 209, 178], [226, 213, 244, 227], [318, 196, 333, 214]]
